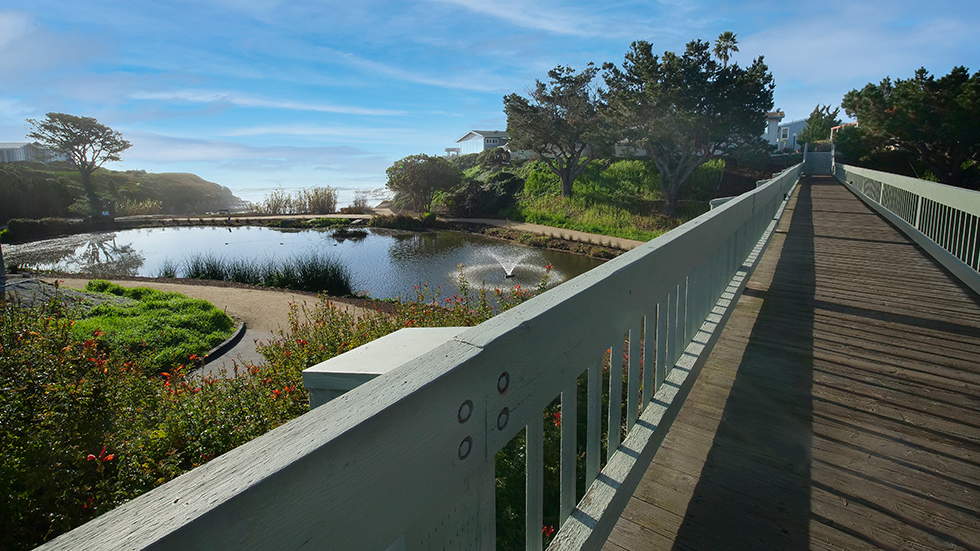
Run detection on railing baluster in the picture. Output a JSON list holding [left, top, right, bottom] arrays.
[[642, 313, 655, 408], [656, 298, 667, 391], [560, 378, 577, 524], [627, 323, 641, 431], [526, 416, 543, 551], [586, 359, 601, 488], [608, 337, 624, 454]]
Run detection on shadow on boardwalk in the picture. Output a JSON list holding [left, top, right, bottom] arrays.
[[670, 177, 817, 549], [607, 176, 980, 550]]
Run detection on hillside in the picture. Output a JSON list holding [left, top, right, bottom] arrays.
[[0, 162, 242, 223]]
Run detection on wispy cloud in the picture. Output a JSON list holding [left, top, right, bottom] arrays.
[[218, 123, 450, 144], [0, 11, 110, 84], [129, 89, 406, 116], [126, 131, 374, 166]]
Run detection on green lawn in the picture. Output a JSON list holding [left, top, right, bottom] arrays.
[[72, 280, 236, 373]]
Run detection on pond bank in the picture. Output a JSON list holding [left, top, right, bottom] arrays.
[[3, 211, 640, 261]]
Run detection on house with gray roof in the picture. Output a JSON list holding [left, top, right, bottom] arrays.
[[0, 142, 66, 163]]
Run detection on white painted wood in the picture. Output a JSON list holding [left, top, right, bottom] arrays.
[[40, 164, 803, 551], [607, 337, 624, 455], [549, 166, 795, 551], [836, 164, 980, 294], [641, 315, 654, 408], [626, 324, 641, 431], [656, 300, 666, 393], [586, 359, 601, 489], [303, 327, 468, 408], [838, 164, 980, 215], [560, 378, 578, 524], [526, 416, 544, 551], [405, 462, 495, 551]]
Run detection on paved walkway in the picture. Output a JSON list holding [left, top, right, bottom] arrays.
[[606, 176, 980, 550], [443, 217, 646, 250]]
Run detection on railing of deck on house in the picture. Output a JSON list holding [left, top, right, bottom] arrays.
[[40, 164, 803, 551], [835, 164, 980, 293]]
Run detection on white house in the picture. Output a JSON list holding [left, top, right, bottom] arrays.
[[761, 110, 806, 152], [456, 130, 508, 155], [0, 142, 66, 163]]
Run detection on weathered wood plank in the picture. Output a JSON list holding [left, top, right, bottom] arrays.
[[607, 176, 980, 551]]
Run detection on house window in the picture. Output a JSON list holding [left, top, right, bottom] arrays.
[[487, 138, 498, 145], [779, 128, 789, 140]]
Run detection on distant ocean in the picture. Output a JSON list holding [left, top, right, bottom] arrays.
[[228, 185, 393, 208]]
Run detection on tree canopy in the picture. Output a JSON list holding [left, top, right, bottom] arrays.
[[796, 104, 841, 146], [503, 64, 610, 197], [26, 113, 132, 216], [841, 66, 980, 189], [603, 39, 774, 214], [385, 154, 461, 212]]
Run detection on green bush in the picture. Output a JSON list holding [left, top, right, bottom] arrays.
[[368, 213, 426, 230], [1, 217, 88, 244], [308, 217, 351, 228], [519, 160, 562, 197]]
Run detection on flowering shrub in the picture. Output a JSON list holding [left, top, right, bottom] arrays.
[[258, 266, 551, 371], [1, 267, 553, 549], [0, 299, 304, 550]]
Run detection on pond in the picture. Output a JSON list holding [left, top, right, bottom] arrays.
[[5, 226, 605, 300]]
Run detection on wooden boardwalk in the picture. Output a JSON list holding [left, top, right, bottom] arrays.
[[605, 176, 980, 550]]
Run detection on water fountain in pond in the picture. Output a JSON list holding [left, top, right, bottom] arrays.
[[491, 251, 530, 278], [453, 250, 563, 292]]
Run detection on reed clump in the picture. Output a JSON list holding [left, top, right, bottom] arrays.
[[159, 251, 354, 296]]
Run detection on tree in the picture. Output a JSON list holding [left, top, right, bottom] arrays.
[[713, 31, 739, 68], [796, 104, 841, 146], [842, 67, 980, 189], [603, 39, 774, 215], [504, 64, 610, 197], [385, 154, 462, 212], [26, 113, 132, 217]]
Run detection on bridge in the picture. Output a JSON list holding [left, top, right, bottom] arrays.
[[40, 154, 980, 550]]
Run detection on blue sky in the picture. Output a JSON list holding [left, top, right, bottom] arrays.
[[2, 0, 978, 204]]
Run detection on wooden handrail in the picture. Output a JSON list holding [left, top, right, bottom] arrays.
[[40, 164, 803, 551]]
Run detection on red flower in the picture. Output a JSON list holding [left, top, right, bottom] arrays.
[[86, 445, 114, 462], [542, 525, 555, 537], [552, 412, 562, 427]]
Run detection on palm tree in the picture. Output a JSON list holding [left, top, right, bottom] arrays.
[[713, 31, 739, 68]]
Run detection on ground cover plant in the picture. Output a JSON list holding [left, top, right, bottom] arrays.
[[73, 280, 235, 373]]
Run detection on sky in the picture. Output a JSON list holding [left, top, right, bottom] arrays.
[[2, 0, 978, 205]]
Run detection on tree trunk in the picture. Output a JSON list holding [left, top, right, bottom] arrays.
[[81, 171, 102, 217], [560, 172, 574, 197]]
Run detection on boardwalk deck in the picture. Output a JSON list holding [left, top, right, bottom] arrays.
[[604, 176, 980, 550]]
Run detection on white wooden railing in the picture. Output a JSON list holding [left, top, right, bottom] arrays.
[[835, 164, 980, 294], [39, 164, 803, 551]]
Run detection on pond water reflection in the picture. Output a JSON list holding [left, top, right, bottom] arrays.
[[6, 226, 605, 300]]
